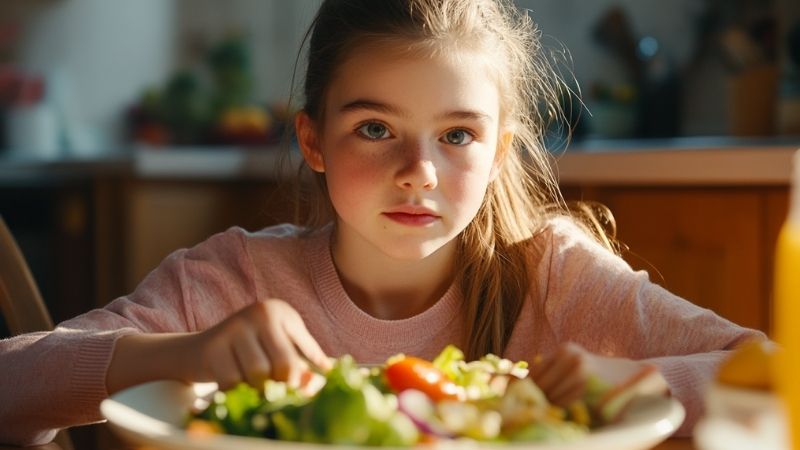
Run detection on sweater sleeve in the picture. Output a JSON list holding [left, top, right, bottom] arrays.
[[0, 227, 258, 446], [541, 218, 766, 436]]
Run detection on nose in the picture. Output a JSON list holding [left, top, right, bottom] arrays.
[[395, 140, 438, 191]]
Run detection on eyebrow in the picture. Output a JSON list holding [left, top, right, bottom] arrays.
[[440, 109, 493, 123], [339, 98, 493, 123], [340, 99, 407, 117]]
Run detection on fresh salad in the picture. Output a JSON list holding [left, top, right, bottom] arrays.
[[186, 345, 622, 446]]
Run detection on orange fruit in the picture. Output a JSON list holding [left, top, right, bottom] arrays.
[[717, 339, 776, 390]]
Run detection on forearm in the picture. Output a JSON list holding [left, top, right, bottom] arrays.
[[0, 329, 135, 446], [106, 332, 198, 395], [645, 351, 730, 437]]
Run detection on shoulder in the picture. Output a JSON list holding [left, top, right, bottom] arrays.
[[528, 215, 614, 260], [177, 223, 320, 270], [224, 223, 333, 272], [191, 223, 310, 252], [523, 214, 635, 294], [242, 223, 328, 256], [179, 223, 324, 310]]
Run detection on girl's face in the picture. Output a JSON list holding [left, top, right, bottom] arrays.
[[298, 43, 506, 261]]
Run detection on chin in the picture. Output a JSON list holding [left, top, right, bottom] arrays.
[[379, 237, 452, 261]]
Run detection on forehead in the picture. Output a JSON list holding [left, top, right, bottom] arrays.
[[324, 42, 502, 120]]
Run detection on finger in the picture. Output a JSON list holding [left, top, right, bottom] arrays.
[[211, 343, 244, 391], [259, 320, 303, 386], [531, 344, 576, 380], [529, 354, 545, 376], [232, 331, 272, 387], [532, 354, 575, 391], [533, 348, 582, 393], [549, 374, 587, 407], [285, 317, 332, 372], [530, 354, 554, 382]]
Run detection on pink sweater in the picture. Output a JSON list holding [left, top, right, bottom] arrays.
[[0, 218, 763, 445]]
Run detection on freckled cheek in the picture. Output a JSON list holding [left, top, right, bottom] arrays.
[[325, 157, 385, 215]]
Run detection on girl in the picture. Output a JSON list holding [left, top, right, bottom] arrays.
[[0, 0, 763, 446]]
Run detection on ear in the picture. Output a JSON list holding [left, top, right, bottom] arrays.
[[295, 111, 325, 172], [489, 130, 514, 182]]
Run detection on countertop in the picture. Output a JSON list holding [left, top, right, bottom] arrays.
[[554, 136, 799, 185], [0, 146, 296, 183], [0, 137, 797, 185]]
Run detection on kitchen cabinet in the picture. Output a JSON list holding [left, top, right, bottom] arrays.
[[555, 144, 797, 334], [118, 178, 295, 294], [560, 185, 788, 334], [0, 179, 98, 328]]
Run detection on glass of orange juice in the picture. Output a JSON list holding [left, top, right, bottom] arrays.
[[774, 149, 800, 449]]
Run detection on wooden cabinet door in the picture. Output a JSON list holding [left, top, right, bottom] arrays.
[[563, 186, 771, 332], [123, 179, 294, 292]]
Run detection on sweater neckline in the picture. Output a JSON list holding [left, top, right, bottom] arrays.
[[305, 225, 463, 346]]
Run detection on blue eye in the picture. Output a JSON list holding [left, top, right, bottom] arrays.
[[442, 129, 474, 145], [357, 122, 390, 140]]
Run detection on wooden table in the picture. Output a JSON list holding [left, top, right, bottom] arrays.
[[0, 438, 697, 450], [655, 438, 696, 450]]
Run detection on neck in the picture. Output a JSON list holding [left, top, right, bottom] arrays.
[[331, 230, 457, 320]]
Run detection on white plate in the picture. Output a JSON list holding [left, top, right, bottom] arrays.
[[101, 380, 685, 450], [694, 383, 789, 450]]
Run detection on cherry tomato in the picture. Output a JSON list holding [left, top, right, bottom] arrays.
[[385, 356, 461, 402]]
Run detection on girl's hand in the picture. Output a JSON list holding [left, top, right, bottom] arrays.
[[107, 299, 332, 394], [530, 342, 665, 408], [186, 299, 332, 390], [530, 342, 590, 407]]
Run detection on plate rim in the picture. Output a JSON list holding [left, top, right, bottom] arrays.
[[101, 379, 685, 450]]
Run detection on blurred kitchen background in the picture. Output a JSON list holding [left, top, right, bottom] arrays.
[[1, 0, 799, 156], [0, 1, 799, 448]]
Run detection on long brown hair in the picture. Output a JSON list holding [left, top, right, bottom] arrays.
[[289, 0, 609, 360]]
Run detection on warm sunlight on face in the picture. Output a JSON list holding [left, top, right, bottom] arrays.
[[306, 44, 503, 262]]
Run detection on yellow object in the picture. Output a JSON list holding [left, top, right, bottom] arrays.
[[567, 401, 591, 427], [219, 106, 270, 133], [717, 339, 775, 390], [774, 150, 800, 450]]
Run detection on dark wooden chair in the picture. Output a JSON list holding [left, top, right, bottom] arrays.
[[0, 216, 75, 450]]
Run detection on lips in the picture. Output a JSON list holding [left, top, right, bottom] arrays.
[[383, 205, 440, 226]]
